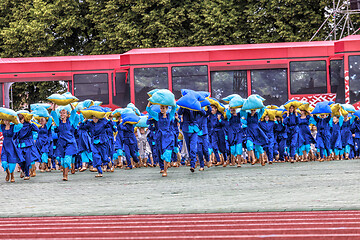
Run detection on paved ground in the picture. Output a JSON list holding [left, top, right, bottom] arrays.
[[0, 159, 360, 218]]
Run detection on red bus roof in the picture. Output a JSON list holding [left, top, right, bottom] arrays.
[[120, 35, 360, 66]]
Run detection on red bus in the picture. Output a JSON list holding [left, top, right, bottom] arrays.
[[0, 35, 359, 111]]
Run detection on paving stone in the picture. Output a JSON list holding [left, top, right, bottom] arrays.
[[0, 159, 359, 217]]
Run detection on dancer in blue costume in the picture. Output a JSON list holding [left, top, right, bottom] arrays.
[[313, 114, 332, 161], [226, 108, 245, 167], [114, 116, 125, 168], [298, 110, 316, 161], [0, 119, 24, 182], [208, 105, 227, 166], [50, 104, 79, 181], [121, 118, 140, 170], [14, 113, 39, 180], [77, 114, 94, 172], [84, 115, 115, 177], [36, 117, 53, 172], [105, 114, 116, 172], [274, 115, 287, 162], [283, 106, 300, 163], [259, 114, 275, 164], [147, 102, 176, 177], [341, 114, 354, 160], [178, 107, 204, 172], [351, 116, 360, 157], [330, 114, 343, 160], [242, 108, 268, 166], [170, 113, 180, 167], [196, 107, 211, 170], [146, 117, 158, 167]]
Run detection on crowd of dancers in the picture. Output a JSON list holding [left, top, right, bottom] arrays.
[[1, 89, 360, 182]]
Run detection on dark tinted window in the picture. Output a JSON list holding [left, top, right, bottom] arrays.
[[251, 69, 288, 106], [211, 71, 247, 100], [290, 61, 327, 94], [172, 65, 208, 99], [74, 73, 109, 104], [330, 60, 345, 103], [113, 72, 130, 107], [349, 55, 360, 104], [134, 67, 168, 111]]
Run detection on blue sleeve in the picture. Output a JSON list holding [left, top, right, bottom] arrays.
[[239, 110, 247, 119], [14, 123, 23, 133], [178, 107, 184, 116], [46, 117, 53, 130], [146, 106, 159, 121], [205, 107, 211, 117], [309, 116, 317, 126], [169, 106, 176, 121], [329, 118, 333, 127], [31, 123, 39, 132], [69, 110, 79, 128], [51, 110, 59, 126], [241, 117, 247, 128], [313, 115, 320, 123], [258, 108, 265, 120], [350, 114, 355, 124], [339, 115, 344, 127], [226, 109, 231, 120]]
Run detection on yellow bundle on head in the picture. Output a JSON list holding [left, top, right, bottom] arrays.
[[80, 106, 106, 119], [260, 109, 276, 121], [0, 107, 19, 124], [47, 92, 78, 106], [330, 104, 348, 116], [298, 102, 310, 111], [284, 100, 302, 110], [207, 97, 225, 113], [17, 110, 33, 122]]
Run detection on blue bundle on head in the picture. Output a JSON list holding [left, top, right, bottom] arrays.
[[341, 103, 355, 113], [148, 89, 176, 107], [200, 98, 211, 107], [32, 106, 50, 118], [136, 115, 149, 128], [181, 89, 208, 102], [177, 92, 202, 111], [229, 95, 245, 109], [311, 102, 332, 114], [122, 112, 140, 125], [222, 94, 241, 103], [241, 95, 265, 111], [126, 103, 141, 116], [354, 110, 360, 119], [147, 89, 159, 97], [30, 103, 51, 111]]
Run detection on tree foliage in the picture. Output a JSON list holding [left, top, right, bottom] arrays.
[[0, 0, 357, 108]]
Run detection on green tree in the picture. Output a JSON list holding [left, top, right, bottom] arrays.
[[244, 0, 331, 43], [11, 81, 67, 110]]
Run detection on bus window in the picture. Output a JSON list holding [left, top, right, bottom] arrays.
[[211, 71, 247, 100], [134, 67, 168, 111], [290, 61, 327, 95], [330, 60, 345, 103], [113, 72, 130, 107], [251, 69, 287, 106], [349, 55, 360, 104], [74, 73, 109, 104], [172, 65, 208, 99]]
